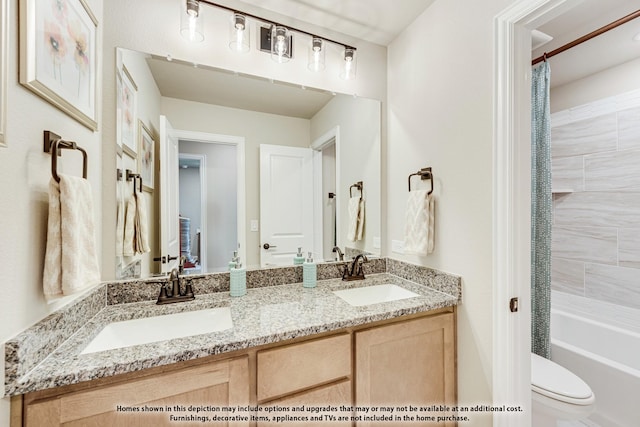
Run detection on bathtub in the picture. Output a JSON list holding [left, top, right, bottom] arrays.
[[550, 308, 640, 427]]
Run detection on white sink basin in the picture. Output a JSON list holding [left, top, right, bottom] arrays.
[[81, 307, 233, 354], [332, 284, 420, 307]]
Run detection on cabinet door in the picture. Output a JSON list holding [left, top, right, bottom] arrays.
[[25, 356, 249, 427], [355, 314, 455, 426]]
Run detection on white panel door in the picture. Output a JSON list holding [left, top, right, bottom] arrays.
[[260, 144, 314, 267], [159, 115, 181, 273]]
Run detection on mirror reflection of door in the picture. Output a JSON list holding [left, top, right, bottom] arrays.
[[159, 115, 181, 273], [260, 144, 314, 267], [179, 140, 238, 273]]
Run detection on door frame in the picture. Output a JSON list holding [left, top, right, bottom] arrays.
[[178, 153, 207, 273], [493, 0, 581, 425], [311, 125, 341, 261], [173, 129, 246, 266]]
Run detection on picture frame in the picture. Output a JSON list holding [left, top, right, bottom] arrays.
[[0, 0, 8, 147], [137, 120, 155, 192], [19, 0, 98, 130], [118, 65, 137, 157]]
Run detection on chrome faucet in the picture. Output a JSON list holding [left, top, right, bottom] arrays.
[[156, 258, 195, 305], [332, 246, 344, 261], [342, 254, 368, 281]]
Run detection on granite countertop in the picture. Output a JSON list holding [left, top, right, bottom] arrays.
[[5, 272, 459, 396]]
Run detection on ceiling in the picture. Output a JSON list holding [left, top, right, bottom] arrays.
[[532, 0, 640, 88], [147, 56, 334, 119]]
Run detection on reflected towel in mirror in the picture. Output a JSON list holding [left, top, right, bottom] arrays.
[[43, 175, 100, 299], [347, 196, 365, 242], [404, 190, 435, 255], [123, 192, 150, 256]]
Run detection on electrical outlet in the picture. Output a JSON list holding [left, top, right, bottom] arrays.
[[373, 236, 381, 249], [250, 220, 259, 232], [392, 240, 405, 254]]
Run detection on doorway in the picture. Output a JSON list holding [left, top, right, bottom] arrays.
[[173, 130, 246, 272]]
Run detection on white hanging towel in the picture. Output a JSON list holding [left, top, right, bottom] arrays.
[[122, 195, 136, 256], [134, 191, 150, 254], [347, 196, 365, 242], [123, 192, 150, 256], [43, 175, 100, 299], [404, 190, 435, 255]]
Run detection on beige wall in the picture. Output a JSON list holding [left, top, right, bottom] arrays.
[[0, 0, 104, 422], [551, 57, 640, 113], [310, 95, 381, 256], [386, 0, 513, 424]]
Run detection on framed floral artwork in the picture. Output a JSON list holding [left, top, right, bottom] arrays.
[[19, 0, 98, 130], [118, 65, 137, 157], [137, 120, 154, 192]]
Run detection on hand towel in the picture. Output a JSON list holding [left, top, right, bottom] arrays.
[[347, 197, 365, 242], [115, 193, 125, 257], [123, 192, 150, 256], [404, 190, 435, 255], [122, 195, 136, 256], [134, 191, 150, 253], [43, 175, 100, 299]]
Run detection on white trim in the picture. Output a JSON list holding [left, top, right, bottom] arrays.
[[174, 129, 247, 265], [311, 126, 341, 258], [178, 153, 207, 273], [493, 1, 581, 426]]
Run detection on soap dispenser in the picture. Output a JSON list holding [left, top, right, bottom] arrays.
[[230, 256, 246, 297], [303, 252, 317, 288], [228, 250, 238, 271], [294, 247, 305, 265]]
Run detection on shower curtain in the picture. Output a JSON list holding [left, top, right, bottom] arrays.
[[531, 62, 552, 359]]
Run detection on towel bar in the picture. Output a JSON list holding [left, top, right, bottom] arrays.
[[44, 130, 88, 183], [126, 169, 143, 194], [350, 181, 363, 199], [408, 167, 433, 194]]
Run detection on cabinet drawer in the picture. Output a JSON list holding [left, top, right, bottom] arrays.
[[257, 333, 351, 401], [257, 380, 352, 427]]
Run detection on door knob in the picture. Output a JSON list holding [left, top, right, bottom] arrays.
[[263, 243, 277, 250]]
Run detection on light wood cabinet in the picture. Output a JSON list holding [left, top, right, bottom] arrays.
[[355, 313, 456, 426], [23, 356, 249, 427]]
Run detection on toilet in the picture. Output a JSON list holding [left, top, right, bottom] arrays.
[[531, 353, 595, 426]]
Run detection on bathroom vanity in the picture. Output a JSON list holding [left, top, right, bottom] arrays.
[[6, 260, 460, 426]]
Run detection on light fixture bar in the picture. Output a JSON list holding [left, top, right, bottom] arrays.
[[197, 0, 356, 51]]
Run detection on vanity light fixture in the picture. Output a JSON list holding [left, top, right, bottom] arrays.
[[181, 0, 204, 42], [271, 26, 291, 63], [308, 37, 326, 71], [229, 13, 250, 53], [181, 0, 357, 79], [340, 47, 357, 80]]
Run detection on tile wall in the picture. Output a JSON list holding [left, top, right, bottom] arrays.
[[551, 89, 640, 310]]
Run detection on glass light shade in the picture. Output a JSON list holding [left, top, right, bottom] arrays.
[[181, 0, 204, 42], [229, 13, 250, 53], [340, 48, 357, 80], [271, 26, 291, 63], [307, 37, 325, 71]]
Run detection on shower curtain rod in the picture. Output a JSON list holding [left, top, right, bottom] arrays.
[[531, 9, 640, 65]]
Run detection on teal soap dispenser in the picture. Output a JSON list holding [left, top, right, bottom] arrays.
[[228, 250, 238, 271], [294, 247, 305, 265], [230, 256, 246, 297], [303, 252, 317, 288]]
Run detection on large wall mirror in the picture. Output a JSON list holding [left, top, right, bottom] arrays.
[[115, 48, 381, 279]]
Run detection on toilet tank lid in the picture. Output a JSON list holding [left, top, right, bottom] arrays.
[[531, 353, 593, 400]]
